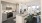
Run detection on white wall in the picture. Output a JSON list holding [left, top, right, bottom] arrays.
[[40, 0, 42, 23], [1, 1, 18, 21], [26, 0, 40, 6], [1, 1, 17, 11], [0, 0, 2, 23]]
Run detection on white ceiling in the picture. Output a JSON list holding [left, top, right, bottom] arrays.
[[1, 0, 36, 4], [1, 0, 40, 6]]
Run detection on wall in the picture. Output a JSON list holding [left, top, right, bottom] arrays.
[[26, 0, 40, 6], [18, 0, 40, 14], [1, 1, 18, 21], [41, 0, 42, 23], [13, 4, 19, 17], [0, 0, 2, 23], [26, 0, 41, 14], [1, 1, 17, 11]]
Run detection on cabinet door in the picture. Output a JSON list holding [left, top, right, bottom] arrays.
[[2, 13, 7, 21]]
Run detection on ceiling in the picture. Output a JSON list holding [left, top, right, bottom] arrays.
[[1, 0, 37, 4], [1, 0, 40, 6]]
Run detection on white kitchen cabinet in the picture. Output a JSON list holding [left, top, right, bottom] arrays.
[[16, 12, 28, 23], [2, 13, 7, 21]]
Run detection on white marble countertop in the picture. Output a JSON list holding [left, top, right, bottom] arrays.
[[17, 11, 28, 17]]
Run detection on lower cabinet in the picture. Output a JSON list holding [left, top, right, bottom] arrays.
[[2, 13, 7, 21]]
